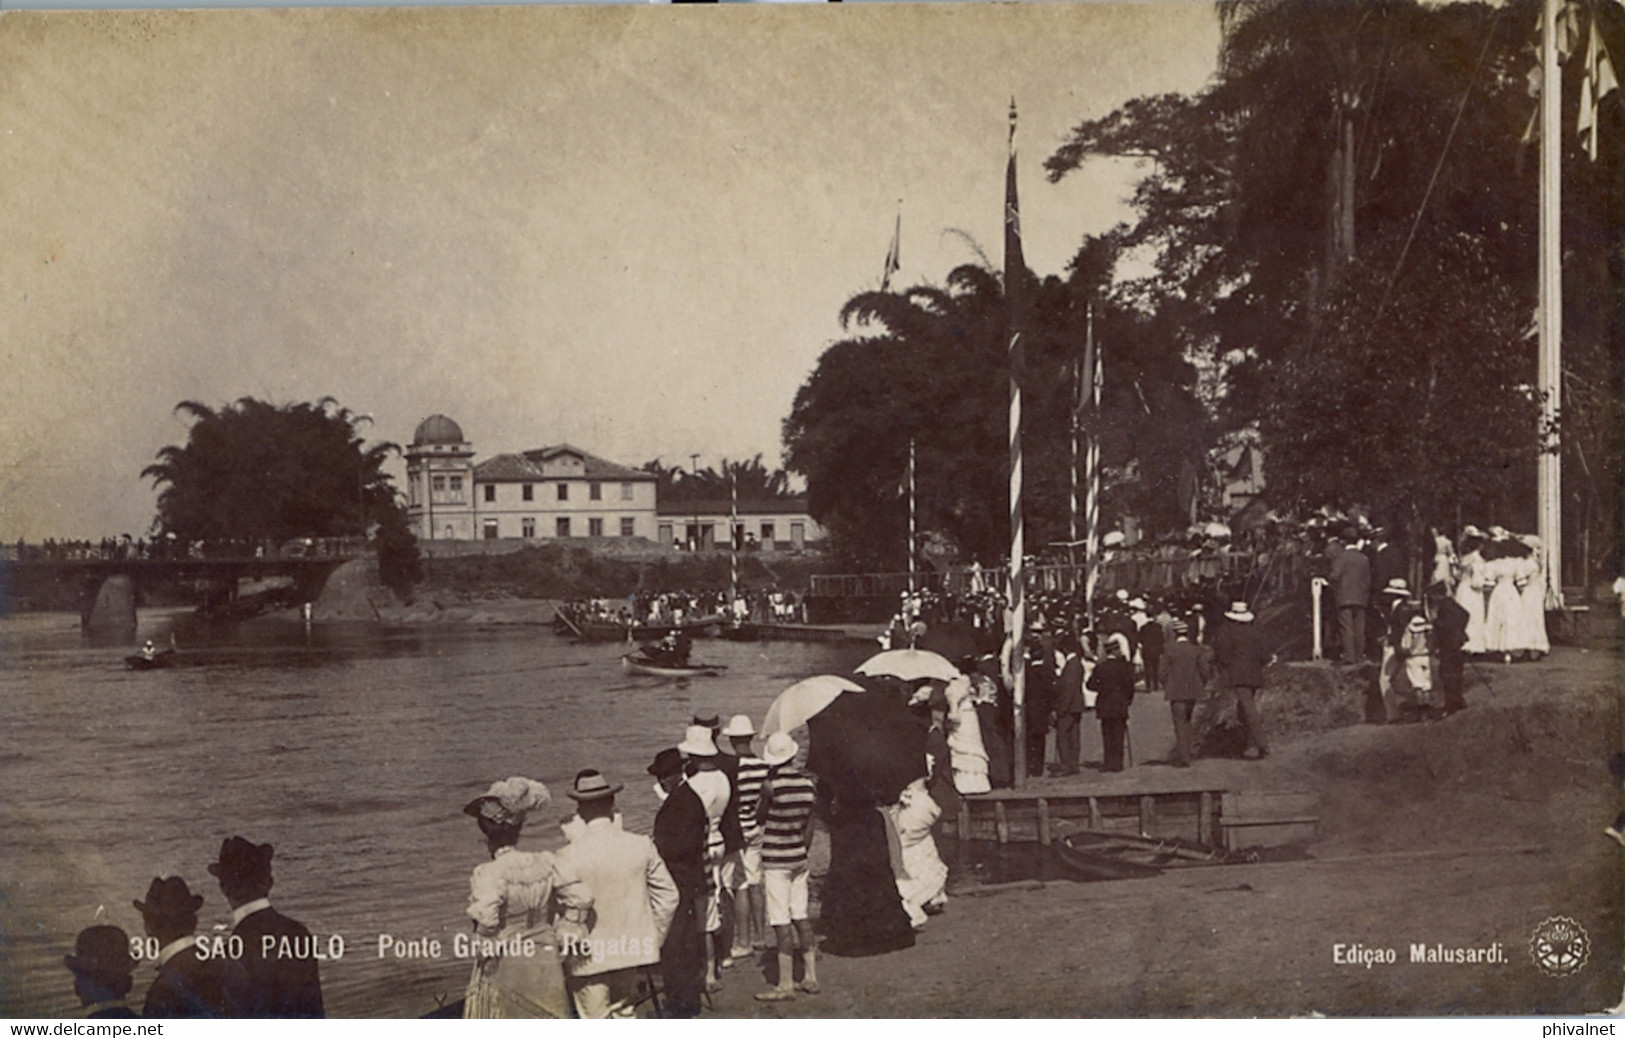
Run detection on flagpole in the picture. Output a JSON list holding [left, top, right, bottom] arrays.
[[1538, 0, 1564, 608], [1084, 305, 1101, 631], [1069, 355, 1080, 581], [1005, 98, 1028, 790], [730, 464, 739, 612], [908, 437, 917, 595]]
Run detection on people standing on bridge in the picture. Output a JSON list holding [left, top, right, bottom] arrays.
[[134, 876, 252, 1018], [1212, 601, 1273, 760], [64, 926, 138, 1019], [208, 836, 325, 1017]]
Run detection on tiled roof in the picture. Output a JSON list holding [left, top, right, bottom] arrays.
[[472, 454, 544, 481], [472, 444, 655, 483], [656, 497, 811, 517]]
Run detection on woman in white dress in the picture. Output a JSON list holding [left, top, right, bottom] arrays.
[[942, 672, 991, 795], [462, 777, 592, 1019], [892, 777, 949, 930], [1453, 529, 1488, 655], [1481, 540, 1523, 662], [1513, 536, 1551, 660]]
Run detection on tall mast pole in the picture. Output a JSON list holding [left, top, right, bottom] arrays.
[[908, 437, 917, 595], [1084, 306, 1101, 629], [1537, 0, 1564, 607], [1005, 98, 1028, 789]]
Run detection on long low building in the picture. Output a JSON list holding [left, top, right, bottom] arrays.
[[403, 414, 821, 550]]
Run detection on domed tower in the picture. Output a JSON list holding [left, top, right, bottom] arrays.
[[405, 414, 475, 540]]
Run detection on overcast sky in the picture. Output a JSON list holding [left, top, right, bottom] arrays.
[[0, 2, 1219, 542]]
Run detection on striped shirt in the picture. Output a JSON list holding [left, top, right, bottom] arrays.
[[759, 766, 817, 868], [732, 756, 770, 839]]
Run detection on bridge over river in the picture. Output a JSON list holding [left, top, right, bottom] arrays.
[[0, 549, 369, 630]]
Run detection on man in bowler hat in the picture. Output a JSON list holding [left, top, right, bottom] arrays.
[[134, 876, 251, 1018], [64, 925, 138, 1018], [209, 836, 325, 1017], [649, 748, 708, 1018]]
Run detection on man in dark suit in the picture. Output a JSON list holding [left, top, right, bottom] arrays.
[[1211, 602, 1274, 759], [1052, 636, 1086, 775], [1159, 620, 1211, 767], [1329, 534, 1371, 663], [650, 748, 708, 1019], [1428, 587, 1470, 714], [1022, 620, 1056, 777], [1086, 638, 1135, 772], [135, 876, 251, 1018], [64, 925, 138, 1018], [209, 836, 325, 1017]]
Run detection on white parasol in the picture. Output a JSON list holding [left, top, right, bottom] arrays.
[[761, 675, 865, 736]]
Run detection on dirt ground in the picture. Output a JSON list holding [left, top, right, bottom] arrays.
[[704, 645, 1624, 1017]]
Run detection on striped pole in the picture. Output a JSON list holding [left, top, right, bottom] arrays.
[[730, 465, 739, 611], [1005, 99, 1027, 788], [908, 438, 917, 594], [1537, 0, 1563, 608], [1084, 305, 1101, 629], [1069, 356, 1080, 583]]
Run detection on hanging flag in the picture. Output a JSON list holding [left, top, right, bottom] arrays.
[[881, 212, 901, 292], [1579, 16, 1620, 160]]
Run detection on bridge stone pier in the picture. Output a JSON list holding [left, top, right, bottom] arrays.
[[84, 574, 138, 636]]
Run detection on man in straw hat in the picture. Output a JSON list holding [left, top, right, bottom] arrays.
[[753, 732, 820, 1002], [133, 875, 251, 1018], [63, 925, 138, 1018], [555, 770, 678, 1018], [717, 714, 770, 959], [1160, 619, 1212, 767], [208, 835, 325, 1017], [1212, 600, 1273, 760], [677, 724, 732, 992], [649, 748, 708, 1018]]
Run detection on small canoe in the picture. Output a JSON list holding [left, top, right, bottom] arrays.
[[124, 650, 176, 670], [621, 653, 726, 678]]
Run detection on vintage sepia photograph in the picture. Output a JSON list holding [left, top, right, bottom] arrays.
[[0, 0, 1620, 1021]]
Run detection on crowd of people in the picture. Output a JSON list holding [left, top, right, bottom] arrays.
[[556, 586, 810, 634]]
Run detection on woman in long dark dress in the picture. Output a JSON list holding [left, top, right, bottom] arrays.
[[805, 687, 919, 957]]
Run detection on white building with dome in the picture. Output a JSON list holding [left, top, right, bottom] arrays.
[[405, 415, 658, 543]]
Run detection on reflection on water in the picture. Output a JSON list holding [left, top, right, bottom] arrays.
[[0, 611, 872, 1018]]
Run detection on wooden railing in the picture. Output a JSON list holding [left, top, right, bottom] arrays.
[[809, 551, 1261, 598]]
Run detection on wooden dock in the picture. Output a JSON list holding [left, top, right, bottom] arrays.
[[726, 622, 878, 644], [945, 785, 1319, 851]]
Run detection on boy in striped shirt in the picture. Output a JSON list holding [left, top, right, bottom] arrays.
[[753, 732, 819, 1002], [719, 715, 770, 959]]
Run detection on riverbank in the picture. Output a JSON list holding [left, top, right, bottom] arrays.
[[704, 645, 1621, 1016]]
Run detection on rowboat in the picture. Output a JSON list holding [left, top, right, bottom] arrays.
[[620, 653, 726, 678], [124, 649, 176, 670]]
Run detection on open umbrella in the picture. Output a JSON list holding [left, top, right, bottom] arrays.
[[855, 648, 960, 684], [762, 675, 864, 736], [916, 620, 982, 663]]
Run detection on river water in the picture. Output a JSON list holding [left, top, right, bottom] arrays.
[[0, 610, 874, 1018]]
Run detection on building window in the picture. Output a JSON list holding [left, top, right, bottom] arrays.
[[522, 518, 535, 538], [449, 476, 463, 493], [483, 484, 495, 503], [557, 483, 569, 501], [659, 524, 673, 546], [589, 517, 604, 537], [432, 476, 446, 492], [790, 522, 805, 549], [620, 482, 633, 501], [761, 522, 775, 544], [589, 482, 602, 501], [522, 484, 534, 501], [556, 517, 571, 538], [620, 517, 635, 537], [483, 518, 499, 540]]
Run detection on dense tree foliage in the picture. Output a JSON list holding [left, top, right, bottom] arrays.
[[1046, 0, 1622, 572], [143, 397, 420, 587], [784, 248, 1210, 568], [640, 455, 795, 504]]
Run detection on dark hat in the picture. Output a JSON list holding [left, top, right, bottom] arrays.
[[64, 925, 135, 980], [566, 769, 623, 801], [648, 747, 685, 782], [207, 836, 274, 882], [691, 713, 720, 729], [133, 876, 204, 923]]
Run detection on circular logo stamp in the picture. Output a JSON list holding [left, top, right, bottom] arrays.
[[1529, 916, 1590, 977]]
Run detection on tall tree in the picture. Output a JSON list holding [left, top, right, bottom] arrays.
[[143, 396, 402, 548]]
